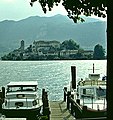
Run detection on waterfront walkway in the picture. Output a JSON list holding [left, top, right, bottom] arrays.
[[50, 101, 75, 120]]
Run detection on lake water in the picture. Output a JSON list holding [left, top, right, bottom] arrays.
[[0, 60, 107, 101]]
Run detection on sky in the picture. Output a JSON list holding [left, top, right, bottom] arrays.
[[0, 0, 68, 21], [0, 0, 107, 22]]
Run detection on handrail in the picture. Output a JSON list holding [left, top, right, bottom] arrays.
[[69, 96, 82, 113], [80, 93, 106, 109], [63, 87, 107, 119], [78, 79, 106, 86], [63, 88, 106, 110], [80, 93, 106, 99]]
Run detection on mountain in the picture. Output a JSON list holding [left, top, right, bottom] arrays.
[[0, 14, 107, 54]]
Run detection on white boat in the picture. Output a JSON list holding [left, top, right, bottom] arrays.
[[2, 81, 43, 119], [70, 64, 107, 118]]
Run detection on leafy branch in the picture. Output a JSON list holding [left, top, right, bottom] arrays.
[[30, 0, 107, 23]]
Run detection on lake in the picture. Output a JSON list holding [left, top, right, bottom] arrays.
[[0, 60, 107, 101]]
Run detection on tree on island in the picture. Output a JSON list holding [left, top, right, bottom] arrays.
[[93, 44, 105, 59], [60, 39, 80, 50]]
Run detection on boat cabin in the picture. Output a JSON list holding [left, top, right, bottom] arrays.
[[77, 85, 106, 99], [3, 81, 41, 109]]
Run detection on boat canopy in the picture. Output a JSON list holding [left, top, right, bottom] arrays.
[[89, 73, 100, 80], [7, 81, 38, 87], [6, 81, 38, 92]]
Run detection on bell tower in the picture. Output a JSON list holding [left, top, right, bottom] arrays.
[[20, 40, 24, 52]]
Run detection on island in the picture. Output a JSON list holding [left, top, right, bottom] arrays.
[[1, 39, 106, 60]]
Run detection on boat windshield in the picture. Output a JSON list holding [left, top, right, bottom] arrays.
[[80, 88, 94, 98], [96, 87, 106, 98], [7, 86, 37, 92]]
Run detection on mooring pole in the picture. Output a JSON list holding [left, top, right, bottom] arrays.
[[71, 66, 76, 89], [2, 87, 5, 103], [93, 63, 94, 73], [67, 91, 71, 110], [64, 87, 67, 102]]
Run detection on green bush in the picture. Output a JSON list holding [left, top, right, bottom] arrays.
[[40, 116, 48, 120]]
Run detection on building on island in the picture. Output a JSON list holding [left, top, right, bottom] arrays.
[[60, 50, 78, 58], [32, 40, 60, 53], [83, 50, 94, 58]]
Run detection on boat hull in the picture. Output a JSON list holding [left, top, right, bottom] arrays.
[[82, 107, 106, 118], [74, 102, 107, 119], [2, 106, 42, 119]]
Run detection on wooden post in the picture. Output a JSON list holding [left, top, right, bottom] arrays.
[[64, 87, 67, 102], [76, 99, 80, 105], [42, 89, 45, 102], [71, 94, 74, 99], [74, 102, 82, 119], [43, 92, 48, 111], [42, 89, 50, 120], [42, 89, 46, 113], [44, 92, 48, 100], [67, 91, 71, 110], [0, 87, 3, 113], [71, 101, 74, 115], [0, 98, 2, 113], [0, 92, 2, 99], [70, 95, 74, 115], [82, 106, 87, 118], [83, 106, 87, 111], [43, 99, 49, 108], [71, 66, 76, 89], [43, 107, 50, 120], [2, 87, 5, 98], [93, 63, 94, 73]]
